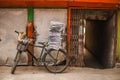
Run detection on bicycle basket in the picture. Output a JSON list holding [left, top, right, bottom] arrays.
[[17, 42, 29, 51], [17, 37, 29, 51]]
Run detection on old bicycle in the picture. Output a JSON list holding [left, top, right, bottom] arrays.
[[11, 30, 69, 74]]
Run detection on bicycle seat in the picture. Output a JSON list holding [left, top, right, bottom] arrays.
[[38, 42, 48, 46]]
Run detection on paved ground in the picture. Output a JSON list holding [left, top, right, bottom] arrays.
[[0, 49, 120, 80], [0, 66, 120, 80]]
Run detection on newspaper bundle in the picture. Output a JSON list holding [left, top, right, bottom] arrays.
[[48, 21, 64, 50]]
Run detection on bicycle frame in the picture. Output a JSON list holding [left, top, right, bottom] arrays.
[[27, 44, 47, 62], [14, 30, 58, 64]]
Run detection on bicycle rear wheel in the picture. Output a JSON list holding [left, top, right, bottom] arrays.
[[11, 51, 21, 74], [44, 49, 69, 73]]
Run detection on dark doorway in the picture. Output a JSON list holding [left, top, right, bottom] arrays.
[[70, 9, 116, 68]]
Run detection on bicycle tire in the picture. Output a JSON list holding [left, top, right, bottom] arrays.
[[43, 49, 69, 73], [11, 51, 21, 74]]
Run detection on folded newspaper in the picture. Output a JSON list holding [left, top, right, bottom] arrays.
[[48, 21, 64, 50]]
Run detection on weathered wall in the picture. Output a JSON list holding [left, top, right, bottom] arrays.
[[0, 9, 27, 65], [34, 9, 67, 58], [101, 14, 116, 68], [85, 14, 116, 68], [116, 10, 120, 62], [0, 8, 67, 65]]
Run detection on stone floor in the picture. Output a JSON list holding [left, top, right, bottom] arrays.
[[0, 66, 120, 80], [0, 48, 120, 80]]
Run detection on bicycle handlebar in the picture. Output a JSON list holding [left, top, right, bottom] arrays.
[[38, 42, 44, 44], [15, 30, 19, 34]]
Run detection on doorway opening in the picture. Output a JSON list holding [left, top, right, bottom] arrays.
[[70, 9, 116, 68]]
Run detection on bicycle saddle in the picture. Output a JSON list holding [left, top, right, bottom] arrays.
[[38, 42, 48, 46]]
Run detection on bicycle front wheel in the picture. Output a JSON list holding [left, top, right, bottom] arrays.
[[44, 49, 69, 73], [11, 51, 21, 74]]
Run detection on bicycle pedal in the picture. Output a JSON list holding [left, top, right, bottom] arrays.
[[36, 62, 44, 66], [39, 62, 44, 66], [34, 61, 39, 66]]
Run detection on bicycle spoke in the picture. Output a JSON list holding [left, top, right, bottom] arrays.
[[44, 49, 69, 73]]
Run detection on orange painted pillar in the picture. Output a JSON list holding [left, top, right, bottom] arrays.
[[67, 8, 71, 57], [27, 8, 34, 65], [27, 22, 34, 38]]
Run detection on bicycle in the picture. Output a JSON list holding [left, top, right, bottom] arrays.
[[11, 30, 69, 74]]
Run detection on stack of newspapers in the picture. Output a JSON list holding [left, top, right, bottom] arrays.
[[48, 21, 64, 50]]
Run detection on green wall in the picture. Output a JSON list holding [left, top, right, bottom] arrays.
[[117, 10, 120, 62]]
